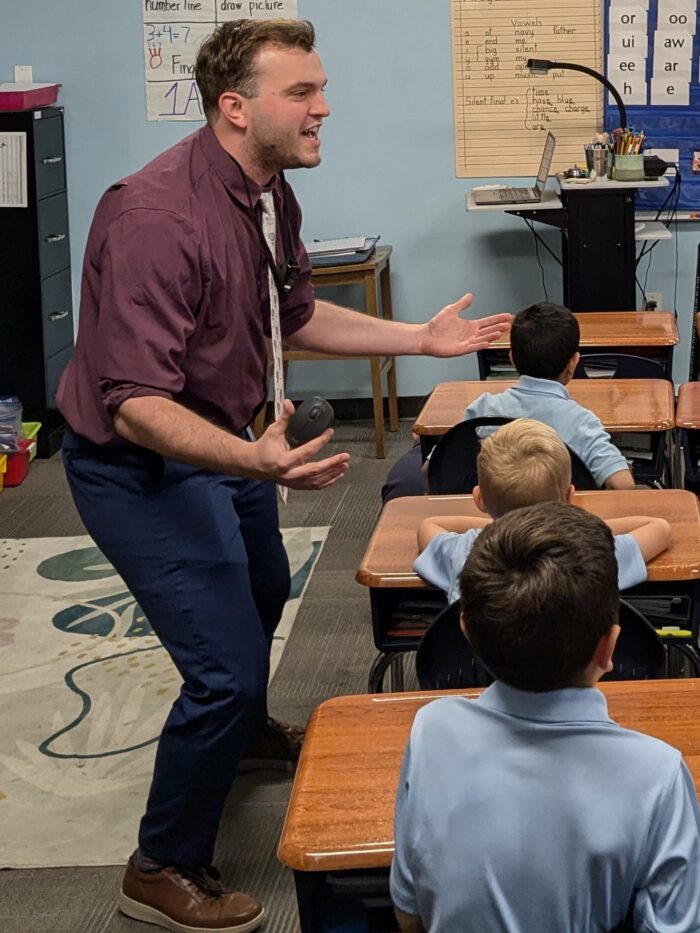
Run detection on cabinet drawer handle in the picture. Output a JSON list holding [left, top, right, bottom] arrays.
[[42, 156, 62, 164], [49, 310, 69, 322], [44, 233, 66, 243]]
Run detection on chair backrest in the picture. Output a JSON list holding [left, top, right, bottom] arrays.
[[574, 353, 666, 380], [602, 599, 665, 681], [417, 599, 665, 691], [427, 416, 513, 495], [415, 601, 494, 690], [427, 416, 598, 494]]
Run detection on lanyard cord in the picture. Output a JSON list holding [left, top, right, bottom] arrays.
[[231, 157, 299, 295]]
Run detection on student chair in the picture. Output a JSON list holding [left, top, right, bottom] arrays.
[[426, 417, 598, 494], [415, 600, 666, 691], [415, 601, 492, 690], [574, 353, 667, 380]]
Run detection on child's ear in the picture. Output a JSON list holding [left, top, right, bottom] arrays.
[[569, 351, 581, 375], [566, 484, 576, 503], [459, 612, 469, 639], [508, 349, 515, 367], [594, 624, 621, 674], [473, 486, 487, 513]]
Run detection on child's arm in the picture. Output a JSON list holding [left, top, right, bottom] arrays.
[[605, 516, 672, 562], [603, 467, 636, 490], [395, 908, 426, 933], [417, 515, 491, 551]]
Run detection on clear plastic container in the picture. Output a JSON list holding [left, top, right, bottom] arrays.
[[0, 396, 23, 439]]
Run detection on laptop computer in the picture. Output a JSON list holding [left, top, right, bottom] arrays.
[[473, 132, 556, 205]]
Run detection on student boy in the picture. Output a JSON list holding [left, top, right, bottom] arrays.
[[391, 502, 700, 933], [464, 301, 635, 489], [414, 419, 670, 603]]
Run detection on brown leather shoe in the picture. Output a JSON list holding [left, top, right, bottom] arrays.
[[119, 858, 265, 932], [238, 717, 305, 773]]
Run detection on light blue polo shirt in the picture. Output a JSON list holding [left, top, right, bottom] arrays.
[[464, 375, 629, 487], [391, 683, 700, 933], [414, 528, 647, 603]]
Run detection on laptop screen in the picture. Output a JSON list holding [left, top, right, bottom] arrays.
[[534, 132, 556, 192]]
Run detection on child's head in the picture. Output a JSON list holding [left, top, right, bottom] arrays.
[[475, 419, 572, 518], [510, 303, 580, 381], [459, 501, 620, 692]]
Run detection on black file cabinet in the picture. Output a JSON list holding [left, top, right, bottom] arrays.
[[0, 106, 74, 456]]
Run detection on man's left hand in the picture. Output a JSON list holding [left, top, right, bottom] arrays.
[[418, 294, 512, 358]]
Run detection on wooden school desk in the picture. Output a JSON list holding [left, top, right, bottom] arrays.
[[284, 245, 398, 459], [675, 382, 700, 492], [278, 681, 700, 932], [477, 311, 679, 380], [413, 379, 675, 480], [356, 491, 700, 690]]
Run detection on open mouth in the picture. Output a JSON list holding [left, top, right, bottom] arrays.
[[302, 127, 319, 140]]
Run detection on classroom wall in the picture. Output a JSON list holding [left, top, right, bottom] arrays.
[[2, 0, 698, 396]]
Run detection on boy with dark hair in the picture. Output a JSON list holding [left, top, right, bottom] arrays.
[[392, 502, 700, 933], [414, 419, 670, 603], [465, 302, 634, 489]]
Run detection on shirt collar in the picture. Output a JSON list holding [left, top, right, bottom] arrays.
[[197, 124, 283, 209], [516, 374, 570, 400], [478, 680, 612, 724]]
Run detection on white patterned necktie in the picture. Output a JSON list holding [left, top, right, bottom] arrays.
[[260, 191, 288, 502]]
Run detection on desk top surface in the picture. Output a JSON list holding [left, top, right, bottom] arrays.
[[676, 382, 700, 428], [310, 244, 392, 277], [356, 490, 700, 588], [414, 379, 675, 435], [487, 312, 679, 350], [278, 680, 700, 872]]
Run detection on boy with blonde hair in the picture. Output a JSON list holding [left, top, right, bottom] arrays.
[[414, 419, 670, 603]]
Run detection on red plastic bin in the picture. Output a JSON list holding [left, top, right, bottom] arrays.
[[4, 438, 35, 487], [0, 83, 60, 111]]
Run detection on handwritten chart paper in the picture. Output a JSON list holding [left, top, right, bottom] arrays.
[[451, 0, 603, 177], [143, 0, 297, 122]]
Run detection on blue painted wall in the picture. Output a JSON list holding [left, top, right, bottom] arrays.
[[2, 0, 698, 396]]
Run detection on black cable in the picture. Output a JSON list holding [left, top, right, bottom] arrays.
[[525, 218, 548, 300]]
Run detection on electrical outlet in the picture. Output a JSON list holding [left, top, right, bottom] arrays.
[[645, 291, 662, 310], [14, 65, 32, 82]]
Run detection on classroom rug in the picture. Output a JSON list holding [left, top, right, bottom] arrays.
[[0, 526, 329, 868]]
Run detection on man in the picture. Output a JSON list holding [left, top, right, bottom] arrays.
[[57, 18, 511, 932]]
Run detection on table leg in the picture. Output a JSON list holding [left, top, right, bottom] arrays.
[[380, 264, 399, 432], [365, 269, 386, 459]]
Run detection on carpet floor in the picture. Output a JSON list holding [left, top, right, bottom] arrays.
[[0, 419, 418, 932]]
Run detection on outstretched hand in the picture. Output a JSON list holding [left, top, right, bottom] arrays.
[[249, 400, 350, 490], [418, 294, 512, 358]]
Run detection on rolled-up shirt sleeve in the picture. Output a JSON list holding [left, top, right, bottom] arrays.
[[95, 208, 204, 415]]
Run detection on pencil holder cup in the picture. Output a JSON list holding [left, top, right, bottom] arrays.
[[584, 145, 610, 177], [612, 154, 644, 181]]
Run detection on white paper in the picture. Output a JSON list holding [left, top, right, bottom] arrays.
[[656, 2, 696, 32], [608, 29, 648, 52], [608, 6, 648, 29], [650, 76, 690, 104], [608, 53, 647, 75], [653, 29, 694, 56], [0, 132, 27, 209], [609, 0, 649, 7], [143, 0, 298, 122], [608, 73, 648, 105], [652, 49, 693, 76]]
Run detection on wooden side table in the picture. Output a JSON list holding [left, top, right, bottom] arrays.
[[284, 245, 399, 459]]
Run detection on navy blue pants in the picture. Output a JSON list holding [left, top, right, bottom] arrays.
[[62, 428, 290, 869]]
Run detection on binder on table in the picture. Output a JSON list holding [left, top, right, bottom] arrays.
[[304, 235, 380, 268]]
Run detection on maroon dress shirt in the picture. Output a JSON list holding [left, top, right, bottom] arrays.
[[57, 124, 315, 446]]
